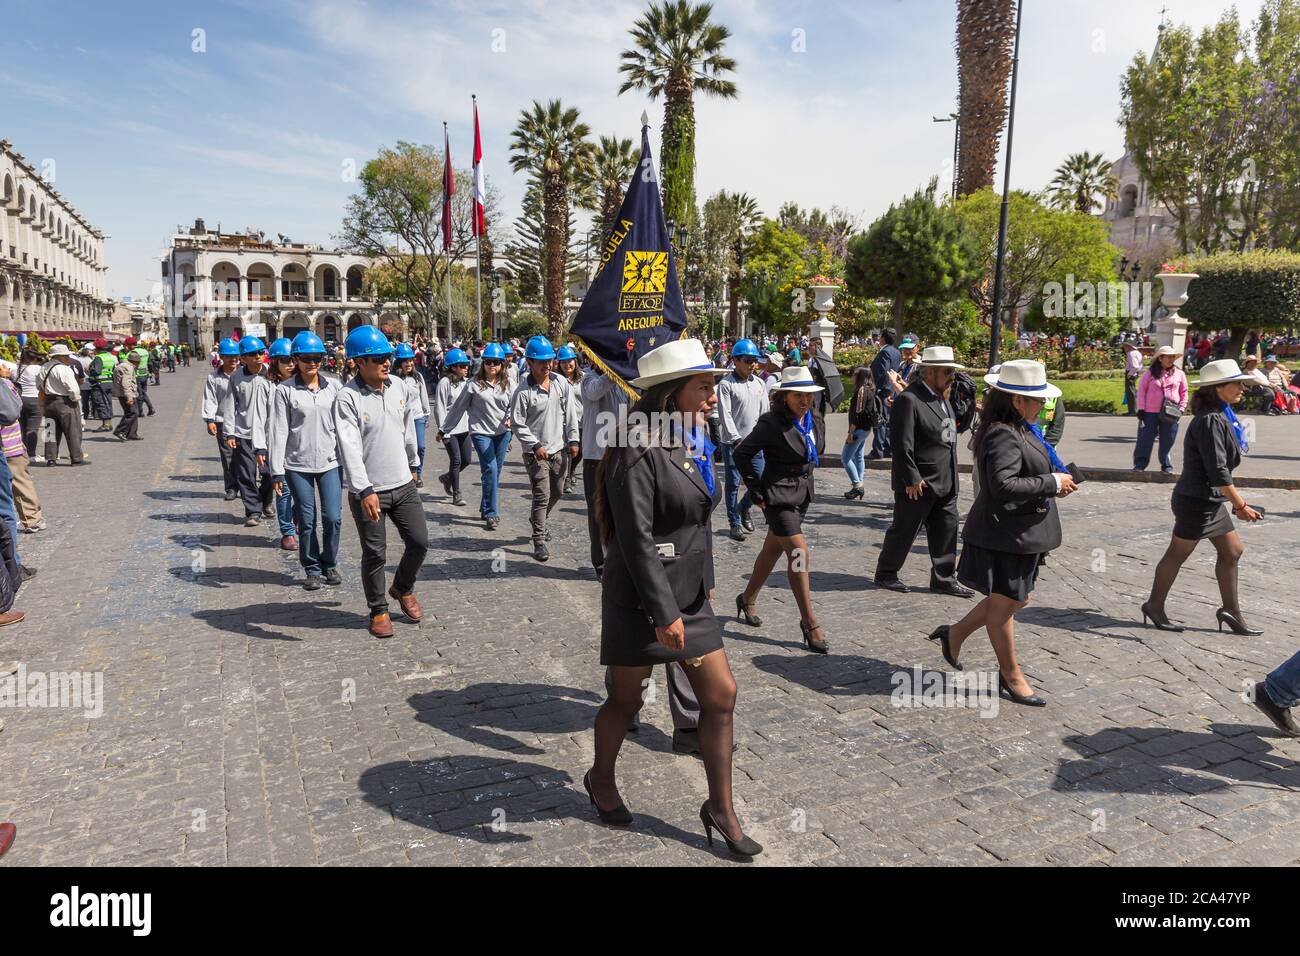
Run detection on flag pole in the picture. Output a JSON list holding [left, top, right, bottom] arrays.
[[473, 94, 484, 343], [444, 121, 453, 341]]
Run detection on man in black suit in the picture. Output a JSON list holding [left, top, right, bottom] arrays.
[[867, 329, 901, 458], [874, 345, 973, 597]]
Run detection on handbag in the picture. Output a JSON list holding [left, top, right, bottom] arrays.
[[1158, 398, 1182, 425]]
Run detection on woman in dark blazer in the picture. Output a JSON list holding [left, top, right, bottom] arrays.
[[931, 361, 1078, 707], [587, 339, 761, 858], [733, 365, 828, 653], [1142, 359, 1263, 635]]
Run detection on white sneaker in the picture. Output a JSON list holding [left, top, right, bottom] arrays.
[[20, 519, 46, 533], [31, 456, 45, 464]]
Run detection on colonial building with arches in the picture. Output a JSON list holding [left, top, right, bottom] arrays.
[[162, 219, 407, 350], [0, 139, 114, 334]]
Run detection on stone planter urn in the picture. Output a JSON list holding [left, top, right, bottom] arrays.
[[1155, 273, 1198, 365], [808, 283, 839, 358]]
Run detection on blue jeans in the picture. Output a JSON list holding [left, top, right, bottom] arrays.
[[471, 432, 512, 518], [276, 479, 296, 537], [843, 428, 870, 484], [1134, 410, 1179, 470], [414, 418, 427, 478], [285, 467, 342, 575], [0, 455, 20, 567], [721, 444, 762, 528], [1265, 650, 1300, 709]]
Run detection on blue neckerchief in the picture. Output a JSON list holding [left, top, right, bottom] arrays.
[[794, 410, 819, 464], [1027, 422, 1067, 472], [680, 424, 716, 495], [1221, 401, 1250, 453]]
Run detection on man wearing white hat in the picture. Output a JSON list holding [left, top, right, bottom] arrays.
[[875, 345, 972, 597], [38, 344, 87, 466]]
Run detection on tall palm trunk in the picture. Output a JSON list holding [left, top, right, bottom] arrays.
[[728, 235, 742, 337], [660, 74, 696, 226], [955, 0, 1016, 198], [600, 189, 622, 246], [542, 171, 569, 339]]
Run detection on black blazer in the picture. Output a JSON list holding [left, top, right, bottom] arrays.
[[890, 380, 959, 497], [733, 407, 816, 509], [1173, 410, 1240, 501], [601, 441, 719, 628], [962, 423, 1062, 555]]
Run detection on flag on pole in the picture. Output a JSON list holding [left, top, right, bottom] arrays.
[[569, 122, 686, 397], [441, 124, 455, 252], [472, 97, 486, 237]]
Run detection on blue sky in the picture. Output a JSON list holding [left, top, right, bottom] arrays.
[[1, 0, 1263, 299]]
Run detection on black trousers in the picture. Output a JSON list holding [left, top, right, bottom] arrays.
[[42, 397, 84, 464], [440, 432, 472, 493], [234, 437, 273, 517], [113, 397, 138, 439], [875, 486, 959, 587], [582, 458, 603, 571], [20, 397, 41, 457], [216, 423, 237, 493], [137, 377, 155, 415], [348, 481, 428, 615]]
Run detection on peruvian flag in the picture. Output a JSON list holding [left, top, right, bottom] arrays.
[[472, 97, 486, 237], [441, 124, 454, 252]]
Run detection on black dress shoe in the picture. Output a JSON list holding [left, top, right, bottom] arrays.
[[932, 581, 975, 599], [1217, 608, 1263, 636], [927, 625, 962, 670], [728, 526, 746, 542], [1140, 601, 1184, 632], [740, 512, 754, 533], [874, 576, 910, 593], [583, 771, 633, 826], [1252, 682, 1300, 737], [998, 673, 1046, 707], [224, 490, 238, 501], [322, 568, 342, 586]]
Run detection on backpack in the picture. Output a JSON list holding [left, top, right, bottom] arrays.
[[950, 370, 978, 434]]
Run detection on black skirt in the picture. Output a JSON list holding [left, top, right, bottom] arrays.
[[1171, 492, 1234, 540], [957, 543, 1044, 603], [764, 499, 810, 537], [600, 585, 724, 667]]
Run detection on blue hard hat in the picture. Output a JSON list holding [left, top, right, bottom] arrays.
[[344, 325, 394, 360], [268, 337, 293, 358], [557, 345, 578, 361], [444, 348, 470, 367], [394, 343, 416, 360], [238, 336, 267, 355], [502, 343, 515, 356], [524, 335, 556, 361], [218, 337, 240, 357], [482, 343, 506, 361], [290, 331, 325, 356], [731, 338, 761, 359]]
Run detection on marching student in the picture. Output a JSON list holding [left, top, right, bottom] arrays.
[[334, 326, 427, 639], [715, 338, 768, 542], [254, 338, 298, 551], [457, 343, 514, 530], [557, 345, 583, 494], [269, 332, 343, 591], [393, 343, 431, 488], [228, 336, 275, 527], [88, 339, 117, 431], [510, 336, 579, 562], [433, 348, 472, 506], [502, 342, 520, 387], [202, 338, 241, 502]]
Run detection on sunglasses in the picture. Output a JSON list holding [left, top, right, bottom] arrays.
[[296, 355, 324, 364], [359, 355, 391, 365], [735, 357, 757, 364], [482, 359, 503, 366]]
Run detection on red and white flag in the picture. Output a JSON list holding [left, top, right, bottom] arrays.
[[472, 97, 486, 237], [441, 124, 455, 253]]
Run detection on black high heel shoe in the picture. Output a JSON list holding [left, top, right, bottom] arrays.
[[1140, 601, 1184, 632], [927, 625, 962, 671], [735, 593, 761, 627], [800, 620, 829, 654], [699, 801, 762, 857], [1216, 608, 1263, 636], [998, 673, 1047, 707], [582, 771, 633, 826]]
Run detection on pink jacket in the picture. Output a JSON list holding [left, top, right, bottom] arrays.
[[1137, 365, 1188, 414]]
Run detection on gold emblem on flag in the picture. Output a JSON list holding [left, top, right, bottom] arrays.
[[622, 251, 667, 295]]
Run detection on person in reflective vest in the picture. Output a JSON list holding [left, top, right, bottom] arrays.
[[1036, 395, 1066, 448], [87, 339, 117, 431]]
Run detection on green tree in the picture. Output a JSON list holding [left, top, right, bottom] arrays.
[[509, 100, 596, 339], [618, 0, 737, 227], [1180, 250, 1300, 357], [1255, 0, 1300, 250], [1048, 151, 1118, 214], [740, 219, 812, 336], [777, 202, 859, 259], [504, 178, 581, 310], [845, 181, 977, 337]]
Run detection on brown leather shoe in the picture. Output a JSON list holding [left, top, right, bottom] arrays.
[[388, 587, 423, 622], [0, 822, 14, 858], [0, 611, 25, 628], [368, 612, 394, 639]]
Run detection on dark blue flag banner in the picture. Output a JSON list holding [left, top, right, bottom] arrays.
[[570, 123, 687, 398]]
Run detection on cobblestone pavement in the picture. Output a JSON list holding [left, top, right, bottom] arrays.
[[2, 365, 1299, 866]]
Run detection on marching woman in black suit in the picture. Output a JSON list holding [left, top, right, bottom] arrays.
[[931, 361, 1078, 707], [587, 340, 762, 858], [734, 365, 829, 654], [1142, 359, 1263, 635]]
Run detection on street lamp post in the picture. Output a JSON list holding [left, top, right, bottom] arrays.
[[988, 0, 1024, 369], [933, 113, 960, 199]]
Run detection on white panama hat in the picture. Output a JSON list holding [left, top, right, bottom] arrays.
[[765, 351, 785, 369], [48, 344, 72, 357], [631, 338, 728, 389], [919, 345, 964, 369], [1190, 359, 1254, 387], [983, 359, 1061, 399], [772, 365, 825, 393]]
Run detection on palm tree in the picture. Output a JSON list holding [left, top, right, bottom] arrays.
[[510, 100, 596, 338], [955, 0, 1017, 197], [618, 0, 738, 226], [591, 135, 640, 246], [717, 190, 761, 338], [1048, 152, 1119, 214]]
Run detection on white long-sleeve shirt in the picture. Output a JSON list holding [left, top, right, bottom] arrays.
[[202, 368, 235, 425], [510, 372, 578, 455], [333, 377, 419, 496], [268, 374, 342, 476], [578, 369, 629, 460], [715, 372, 768, 445], [433, 376, 470, 435]]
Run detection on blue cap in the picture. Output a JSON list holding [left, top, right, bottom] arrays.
[[394, 343, 416, 360], [268, 337, 293, 358], [444, 348, 470, 367], [290, 331, 325, 356], [218, 337, 240, 357], [344, 325, 394, 359], [731, 338, 761, 359], [557, 345, 577, 361], [482, 343, 506, 361], [524, 335, 556, 361], [238, 336, 267, 355]]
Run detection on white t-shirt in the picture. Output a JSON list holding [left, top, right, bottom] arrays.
[[16, 364, 42, 399]]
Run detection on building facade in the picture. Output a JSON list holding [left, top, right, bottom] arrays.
[[0, 139, 114, 334], [162, 219, 406, 350]]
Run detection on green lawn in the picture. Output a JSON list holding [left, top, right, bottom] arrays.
[[974, 374, 1125, 414]]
